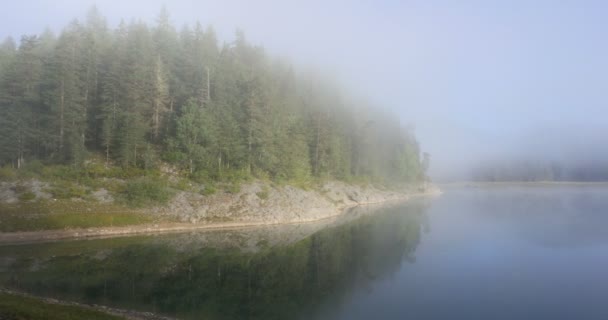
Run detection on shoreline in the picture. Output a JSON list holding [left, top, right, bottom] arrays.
[[0, 190, 440, 245]]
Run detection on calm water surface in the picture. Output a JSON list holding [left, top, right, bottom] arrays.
[[2, 185, 608, 319]]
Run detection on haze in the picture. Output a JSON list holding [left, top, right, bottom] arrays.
[[3, 0, 607, 181]]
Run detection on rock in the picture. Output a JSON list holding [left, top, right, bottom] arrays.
[[27, 180, 51, 200], [92, 188, 114, 203], [153, 180, 430, 225], [0, 182, 17, 204], [0, 180, 51, 203]]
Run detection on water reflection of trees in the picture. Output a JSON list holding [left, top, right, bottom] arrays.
[[0, 201, 429, 319]]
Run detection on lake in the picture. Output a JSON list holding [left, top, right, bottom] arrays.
[[2, 185, 608, 319]]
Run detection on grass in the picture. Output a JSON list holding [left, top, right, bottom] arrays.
[[0, 201, 158, 232], [0, 292, 124, 320], [0, 163, 175, 232], [17, 191, 36, 202], [225, 182, 241, 194], [201, 184, 217, 196], [46, 181, 90, 200]]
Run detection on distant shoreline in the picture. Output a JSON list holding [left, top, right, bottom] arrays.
[[438, 181, 608, 187]]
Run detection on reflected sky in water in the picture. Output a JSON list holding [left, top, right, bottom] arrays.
[[328, 186, 608, 320]]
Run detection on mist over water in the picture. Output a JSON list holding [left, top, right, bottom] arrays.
[[2, 2, 608, 319]]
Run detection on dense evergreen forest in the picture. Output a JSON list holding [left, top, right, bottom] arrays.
[[0, 7, 425, 185]]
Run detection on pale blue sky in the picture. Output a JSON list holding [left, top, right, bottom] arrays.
[[2, 0, 607, 179]]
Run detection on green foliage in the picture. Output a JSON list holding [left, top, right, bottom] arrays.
[[0, 7, 427, 187], [0, 211, 153, 232], [41, 165, 83, 181], [18, 191, 36, 202], [226, 182, 241, 194], [141, 143, 159, 170], [83, 164, 105, 179], [189, 168, 210, 183], [0, 201, 157, 231], [171, 178, 194, 192], [220, 168, 251, 184], [121, 177, 174, 207], [201, 184, 217, 196], [256, 185, 270, 200], [0, 165, 17, 181], [13, 183, 28, 194], [38, 163, 155, 182], [47, 181, 90, 199], [23, 159, 45, 176]]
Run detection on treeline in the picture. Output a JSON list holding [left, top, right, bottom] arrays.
[[471, 160, 608, 182], [0, 7, 425, 184]]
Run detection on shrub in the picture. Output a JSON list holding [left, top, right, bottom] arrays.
[[115, 166, 147, 179], [103, 179, 126, 194], [122, 177, 174, 207], [83, 162, 109, 179], [13, 183, 29, 194], [18, 191, 36, 202], [23, 160, 45, 176], [190, 169, 210, 184], [172, 178, 193, 191], [201, 184, 217, 196], [220, 168, 250, 183], [226, 183, 241, 194], [41, 165, 81, 181], [256, 185, 270, 200], [141, 144, 159, 171], [253, 170, 271, 182], [48, 181, 89, 199], [0, 166, 17, 181]]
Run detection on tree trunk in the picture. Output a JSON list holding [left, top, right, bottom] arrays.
[[248, 124, 252, 174], [218, 152, 222, 176], [59, 78, 65, 153], [314, 110, 321, 175], [206, 66, 211, 101], [105, 143, 110, 167], [247, 89, 254, 175], [84, 65, 90, 147], [153, 100, 160, 139]]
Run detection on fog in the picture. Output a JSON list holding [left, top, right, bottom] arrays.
[[3, 0, 607, 181]]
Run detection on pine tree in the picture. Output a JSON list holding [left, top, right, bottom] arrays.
[[0, 36, 43, 168], [98, 20, 127, 166], [174, 99, 213, 174], [0, 8, 426, 184], [151, 54, 169, 140], [46, 21, 88, 165]]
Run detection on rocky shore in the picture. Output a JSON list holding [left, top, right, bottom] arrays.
[[0, 180, 440, 244], [154, 180, 441, 224]]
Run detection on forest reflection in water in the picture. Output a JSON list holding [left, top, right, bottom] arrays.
[[0, 200, 430, 320]]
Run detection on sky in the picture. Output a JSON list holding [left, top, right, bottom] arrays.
[[2, 0, 607, 180]]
